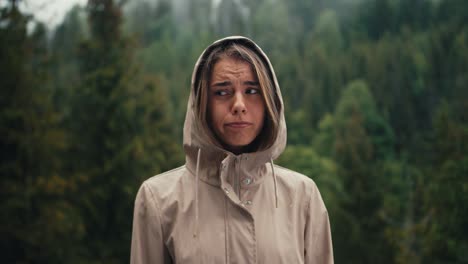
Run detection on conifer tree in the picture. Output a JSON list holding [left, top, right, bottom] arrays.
[[333, 80, 395, 263], [423, 102, 468, 263], [67, 0, 181, 261], [0, 1, 79, 262]]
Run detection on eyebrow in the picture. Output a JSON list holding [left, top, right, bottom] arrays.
[[211, 81, 260, 87], [245, 81, 260, 86]]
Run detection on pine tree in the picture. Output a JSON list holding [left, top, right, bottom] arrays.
[[66, 0, 181, 261], [0, 1, 80, 262], [423, 101, 468, 263], [333, 80, 395, 263]]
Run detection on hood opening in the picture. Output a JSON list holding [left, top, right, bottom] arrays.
[[184, 36, 287, 160]]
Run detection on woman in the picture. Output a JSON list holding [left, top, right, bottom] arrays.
[[131, 36, 334, 263]]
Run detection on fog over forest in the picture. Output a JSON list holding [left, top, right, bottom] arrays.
[[1, 0, 467, 263]]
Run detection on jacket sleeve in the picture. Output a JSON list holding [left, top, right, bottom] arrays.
[[131, 183, 172, 264], [304, 182, 334, 264]]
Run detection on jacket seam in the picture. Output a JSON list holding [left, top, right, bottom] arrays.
[[273, 164, 311, 178], [224, 195, 229, 264], [305, 181, 313, 261], [154, 165, 186, 177], [251, 220, 257, 263], [143, 182, 167, 243], [309, 184, 322, 262]]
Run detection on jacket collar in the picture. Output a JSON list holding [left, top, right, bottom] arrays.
[[183, 36, 287, 185], [185, 145, 275, 187]]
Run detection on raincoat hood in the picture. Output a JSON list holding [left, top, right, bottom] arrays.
[[183, 36, 287, 167]]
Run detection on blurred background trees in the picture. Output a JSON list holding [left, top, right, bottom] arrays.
[[1, 0, 467, 263]]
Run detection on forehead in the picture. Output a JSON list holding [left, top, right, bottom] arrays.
[[210, 57, 256, 80]]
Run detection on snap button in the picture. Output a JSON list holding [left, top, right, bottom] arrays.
[[245, 200, 252, 205], [223, 188, 229, 194], [242, 177, 252, 185]]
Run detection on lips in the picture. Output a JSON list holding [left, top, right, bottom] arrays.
[[225, 122, 252, 128]]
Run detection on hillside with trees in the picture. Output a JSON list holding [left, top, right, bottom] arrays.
[[1, 0, 467, 263]]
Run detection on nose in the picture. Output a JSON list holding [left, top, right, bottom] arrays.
[[231, 93, 246, 115]]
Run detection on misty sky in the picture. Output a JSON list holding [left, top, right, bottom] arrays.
[[17, 0, 227, 29], [22, 0, 87, 28]]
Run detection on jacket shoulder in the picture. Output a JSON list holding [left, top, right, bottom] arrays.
[[273, 164, 318, 189], [144, 165, 187, 184], [272, 164, 326, 209], [140, 165, 191, 200]]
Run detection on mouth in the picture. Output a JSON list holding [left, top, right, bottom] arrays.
[[225, 122, 252, 128]]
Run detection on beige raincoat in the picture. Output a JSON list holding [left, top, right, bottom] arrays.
[[131, 36, 334, 264]]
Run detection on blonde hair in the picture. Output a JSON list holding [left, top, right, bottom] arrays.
[[194, 42, 281, 151]]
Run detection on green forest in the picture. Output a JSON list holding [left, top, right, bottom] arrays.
[[1, 0, 467, 263]]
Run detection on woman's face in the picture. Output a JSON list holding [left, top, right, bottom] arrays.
[[208, 57, 265, 154]]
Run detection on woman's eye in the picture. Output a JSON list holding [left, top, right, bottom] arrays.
[[246, 88, 260, 94], [214, 90, 229, 96]]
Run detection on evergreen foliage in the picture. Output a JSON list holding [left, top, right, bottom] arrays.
[[1, 0, 466, 262], [0, 1, 78, 262]]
